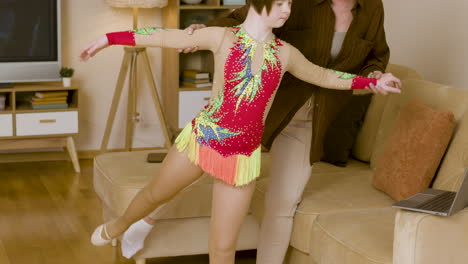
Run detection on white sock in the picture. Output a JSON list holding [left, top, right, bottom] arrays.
[[121, 219, 154, 259]]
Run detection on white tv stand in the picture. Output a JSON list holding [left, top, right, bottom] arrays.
[[0, 82, 80, 173]]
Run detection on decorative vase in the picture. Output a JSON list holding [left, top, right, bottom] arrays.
[[62, 77, 71, 87]]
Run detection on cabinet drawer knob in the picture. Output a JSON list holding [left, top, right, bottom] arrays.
[[39, 119, 57, 124], [203, 97, 210, 101]]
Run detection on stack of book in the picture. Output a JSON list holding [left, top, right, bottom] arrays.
[[31, 91, 69, 109], [223, 0, 246, 6], [0, 94, 5, 110], [181, 69, 212, 88]]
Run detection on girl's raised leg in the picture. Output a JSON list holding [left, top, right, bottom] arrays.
[[93, 145, 205, 242]]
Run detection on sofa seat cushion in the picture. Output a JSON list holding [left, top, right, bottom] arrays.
[[94, 150, 216, 220], [94, 150, 271, 220], [310, 207, 397, 264], [251, 159, 395, 253], [137, 215, 260, 259]]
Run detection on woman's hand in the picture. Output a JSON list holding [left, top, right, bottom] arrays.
[[79, 35, 109, 62], [176, 24, 206, 54], [371, 73, 402, 95], [368, 70, 383, 79]]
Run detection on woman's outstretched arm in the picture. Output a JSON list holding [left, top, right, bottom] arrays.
[[80, 27, 225, 61], [286, 45, 401, 95]]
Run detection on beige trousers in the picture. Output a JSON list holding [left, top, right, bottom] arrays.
[[256, 98, 314, 264]]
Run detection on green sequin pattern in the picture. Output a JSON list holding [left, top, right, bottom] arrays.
[[331, 70, 356, 80], [194, 94, 240, 145], [229, 26, 281, 111], [133, 27, 168, 35]]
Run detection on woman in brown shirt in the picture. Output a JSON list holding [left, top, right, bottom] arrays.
[[205, 1, 391, 263], [173, 0, 391, 263]]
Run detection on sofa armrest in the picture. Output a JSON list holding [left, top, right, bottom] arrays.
[[393, 208, 468, 264]]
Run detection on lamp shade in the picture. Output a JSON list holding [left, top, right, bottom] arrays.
[[105, 0, 168, 8]]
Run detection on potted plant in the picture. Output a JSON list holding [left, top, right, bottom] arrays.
[[60, 67, 74, 87]]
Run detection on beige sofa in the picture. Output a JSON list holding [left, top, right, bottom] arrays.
[[267, 77, 468, 264], [93, 65, 468, 264]]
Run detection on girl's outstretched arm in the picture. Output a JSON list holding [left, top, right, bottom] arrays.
[[80, 27, 225, 61], [286, 45, 401, 95]]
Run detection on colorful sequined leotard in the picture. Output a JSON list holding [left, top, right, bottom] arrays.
[[106, 26, 377, 186]]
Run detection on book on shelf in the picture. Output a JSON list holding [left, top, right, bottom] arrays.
[[181, 77, 210, 84], [0, 94, 5, 110], [181, 82, 212, 88], [31, 96, 68, 102], [183, 69, 210, 80], [31, 100, 67, 105], [35, 91, 69, 98], [32, 103, 68, 110], [223, 0, 246, 5]]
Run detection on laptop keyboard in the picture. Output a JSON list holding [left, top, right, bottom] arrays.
[[415, 191, 456, 212]]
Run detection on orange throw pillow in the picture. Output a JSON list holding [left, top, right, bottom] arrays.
[[372, 100, 455, 201]]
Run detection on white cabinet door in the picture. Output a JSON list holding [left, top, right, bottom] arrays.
[[0, 114, 13, 137], [16, 111, 78, 136], [178, 90, 211, 129]]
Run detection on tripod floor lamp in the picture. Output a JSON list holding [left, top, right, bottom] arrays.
[[101, 0, 171, 153]]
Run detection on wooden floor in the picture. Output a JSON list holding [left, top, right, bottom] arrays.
[[0, 159, 256, 264]]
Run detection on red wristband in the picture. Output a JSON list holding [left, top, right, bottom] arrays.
[[351, 76, 377, 90], [106, 31, 136, 46]]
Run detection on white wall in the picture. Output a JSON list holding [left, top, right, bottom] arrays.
[[383, 0, 468, 89], [62, 0, 165, 151]]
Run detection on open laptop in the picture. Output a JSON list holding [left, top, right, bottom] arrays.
[[392, 168, 468, 216]]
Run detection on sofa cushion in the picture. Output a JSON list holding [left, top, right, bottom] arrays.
[[370, 80, 468, 170], [137, 216, 259, 259], [352, 64, 422, 162], [433, 111, 468, 191], [101, 204, 259, 258], [385, 63, 423, 80], [94, 150, 215, 220], [286, 248, 317, 264], [94, 150, 271, 220], [352, 93, 390, 162], [251, 159, 394, 253], [309, 207, 397, 264], [373, 100, 455, 201], [322, 94, 372, 167]]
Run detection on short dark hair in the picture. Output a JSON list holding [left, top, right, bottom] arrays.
[[249, 0, 275, 15]]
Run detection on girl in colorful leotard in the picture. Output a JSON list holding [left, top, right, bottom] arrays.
[[80, 0, 400, 263]]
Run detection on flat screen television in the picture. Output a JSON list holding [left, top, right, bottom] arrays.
[[0, 0, 61, 85]]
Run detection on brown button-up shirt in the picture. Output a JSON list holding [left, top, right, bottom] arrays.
[[206, 0, 390, 164]]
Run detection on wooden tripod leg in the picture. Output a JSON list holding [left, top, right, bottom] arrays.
[[100, 50, 132, 153], [141, 49, 173, 149], [125, 51, 138, 151]]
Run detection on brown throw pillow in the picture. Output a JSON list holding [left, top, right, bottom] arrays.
[[372, 100, 455, 201]]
